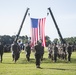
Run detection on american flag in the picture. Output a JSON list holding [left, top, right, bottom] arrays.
[[31, 18, 46, 47]]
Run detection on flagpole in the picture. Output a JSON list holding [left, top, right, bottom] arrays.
[[48, 7, 65, 44], [15, 8, 30, 43]]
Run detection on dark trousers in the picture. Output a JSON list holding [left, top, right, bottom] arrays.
[[26, 53, 30, 61], [54, 54, 57, 62], [0, 54, 3, 63], [68, 53, 71, 61], [41, 53, 44, 61], [35, 54, 41, 66], [12, 52, 20, 62]]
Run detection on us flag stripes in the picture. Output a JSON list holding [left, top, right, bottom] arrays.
[[31, 18, 46, 47]]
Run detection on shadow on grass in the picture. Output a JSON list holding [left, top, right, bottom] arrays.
[[18, 58, 36, 64], [17, 57, 76, 64], [42, 67, 76, 71], [1, 57, 76, 64], [71, 58, 76, 63]]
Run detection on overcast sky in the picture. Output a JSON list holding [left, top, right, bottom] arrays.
[[0, 0, 76, 41]]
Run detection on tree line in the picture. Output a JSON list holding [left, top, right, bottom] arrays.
[[0, 35, 76, 46]]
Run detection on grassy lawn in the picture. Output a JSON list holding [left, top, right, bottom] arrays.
[[0, 49, 76, 75]]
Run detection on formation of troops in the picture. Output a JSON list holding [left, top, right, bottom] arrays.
[[47, 43, 73, 62], [0, 40, 75, 68]]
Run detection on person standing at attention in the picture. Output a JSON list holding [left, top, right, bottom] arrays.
[[25, 43, 31, 61], [53, 43, 58, 62], [67, 43, 72, 62], [34, 41, 42, 68]]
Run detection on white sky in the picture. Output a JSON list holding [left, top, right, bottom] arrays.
[[0, 0, 76, 41]]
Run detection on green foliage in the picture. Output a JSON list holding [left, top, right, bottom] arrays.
[[0, 35, 13, 44], [64, 37, 76, 44], [0, 35, 76, 45], [45, 36, 51, 46], [0, 50, 76, 75], [53, 38, 58, 44]]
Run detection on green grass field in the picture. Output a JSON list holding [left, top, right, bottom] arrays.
[[0, 49, 76, 75]]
